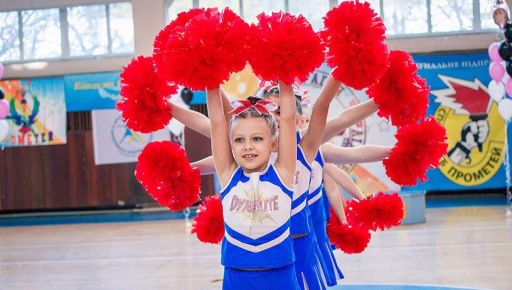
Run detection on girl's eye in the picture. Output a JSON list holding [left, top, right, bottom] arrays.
[[253, 137, 263, 142], [234, 138, 243, 143]]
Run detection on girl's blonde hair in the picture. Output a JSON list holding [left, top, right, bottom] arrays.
[[229, 108, 278, 140]]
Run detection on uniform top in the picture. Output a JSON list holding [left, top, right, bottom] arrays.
[[220, 163, 295, 269]]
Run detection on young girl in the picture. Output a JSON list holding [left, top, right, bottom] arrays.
[[300, 98, 391, 286], [168, 80, 381, 288], [308, 143, 391, 285], [262, 77, 341, 290], [206, 82, 299, 289]]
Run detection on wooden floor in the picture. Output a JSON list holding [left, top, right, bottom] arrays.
[[0, 206, 511, 290]]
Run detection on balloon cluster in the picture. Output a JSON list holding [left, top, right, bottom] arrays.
[[490, 36, 512, 121], [0, 63, 9, 145]]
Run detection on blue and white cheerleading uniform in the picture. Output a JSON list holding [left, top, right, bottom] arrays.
[[220, 164, 300, 290], [308, 150, 344, 286], [293, 132, 328, 290]]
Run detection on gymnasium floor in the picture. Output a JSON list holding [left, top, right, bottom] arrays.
[[1, 204, 511, 290]]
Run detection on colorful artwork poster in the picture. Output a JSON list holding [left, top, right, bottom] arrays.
[[0, 78, 67, 147], [411, 52, 511, 191], [64, 72, 121, 112]]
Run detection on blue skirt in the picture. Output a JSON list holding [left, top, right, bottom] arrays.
[[293, 233, 328, 290], [313, 221, 344, 286], [223, 264, 300, 290]]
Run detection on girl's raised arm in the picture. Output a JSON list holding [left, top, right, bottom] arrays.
[[300, 74, 339, 163], [322, 99, 378, 143], [167, 100, 211, 138], [321, 143, 391, 164], [323, 171, 348, 223], [324, 163, 366, 201], [191, 156, 216, 176], [274, 82, 297, 188], [166, 89, 233, 139], [206, 88, 237, 186]]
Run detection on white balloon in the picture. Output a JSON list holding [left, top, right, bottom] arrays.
[[503, 73, 511, 84], [498, 98, 512, 120], [0, 120, 9, 141], [488, 80, 506, 102]]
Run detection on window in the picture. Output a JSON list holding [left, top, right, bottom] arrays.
[[289, 0, 330, 31], [431, 0, 473, 32], [167, 0, 194, 22], [243, 0, 285, 24], [384, 0, 428, 35], [68, 5, 108, 56], [198, 0, 240, 15], [366, 0, 381, 15], [0, 12, 20, 61], [22, 9, 62, 60], [164, 0, 499, 38], [0, 2, 134, 63], [339, 0, 381, 16], [480, 0, 496, 30], [109, 2, 135, 53]]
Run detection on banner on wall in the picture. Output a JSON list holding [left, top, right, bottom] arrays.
[[64, 72, 121, 112], [92, 109, 171, 165], [302, 63, 400, 193], [412, 52, 510, 191], [0, 78, 67, 147]]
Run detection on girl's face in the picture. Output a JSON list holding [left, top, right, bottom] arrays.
[[231, 117, 277, 173]]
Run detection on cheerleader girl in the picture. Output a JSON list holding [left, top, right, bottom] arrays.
[[298, 95, 390, 286], [206, 82, 300, 289], [261, 75, 342, 290], [168, 81, 380, 289], [307, 144, 390, 285]]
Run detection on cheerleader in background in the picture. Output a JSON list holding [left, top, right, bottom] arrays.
[[298, 91, 391, 286]]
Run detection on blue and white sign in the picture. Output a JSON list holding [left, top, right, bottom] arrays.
[[65, 72, 121, 112], [409, 52, 512, 191]]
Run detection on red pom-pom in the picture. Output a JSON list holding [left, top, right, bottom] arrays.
[[191, 194, 224, 244], [346, 193, 404, 231], [367, 51, 429, 127], [153, 8, 251, 90], [327, 209, 371, 254], [117, 56, 177, 133], [135, 141, 200, 210], [384, 117, 448, 186], [321, 1, 389, 90], [248, 12, 324, 85]]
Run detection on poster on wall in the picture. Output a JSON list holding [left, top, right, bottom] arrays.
[[64, 72, 121, 112], [0, 78, 67, 147], [92, 109, 171, 165], [302, 63, 400, 193], [412, 52, 511, 191]]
